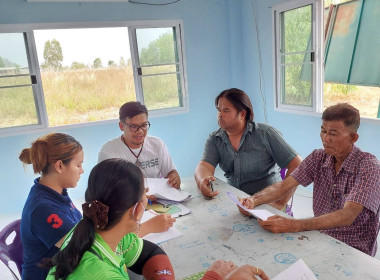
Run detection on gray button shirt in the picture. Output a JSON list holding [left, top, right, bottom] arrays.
[[201, 122, 298, 195]]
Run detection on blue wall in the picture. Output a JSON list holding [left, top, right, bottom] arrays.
[[0, 0, 379, 214], [0, 0, 231, 212]]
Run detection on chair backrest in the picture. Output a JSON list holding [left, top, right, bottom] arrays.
[[0, 219, 23, 279]]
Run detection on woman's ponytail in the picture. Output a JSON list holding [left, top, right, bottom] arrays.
[[46, 218, 96, 279], [19, 133, 82, 175]]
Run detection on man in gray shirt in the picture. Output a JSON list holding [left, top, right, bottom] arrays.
[[195, 88, 302, 205]]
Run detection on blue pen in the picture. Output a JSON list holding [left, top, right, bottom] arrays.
[[148, 199, 153, 205]]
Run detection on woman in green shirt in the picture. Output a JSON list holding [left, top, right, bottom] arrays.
[[44, 158, 268, 280], [44, 158, 177, 280]]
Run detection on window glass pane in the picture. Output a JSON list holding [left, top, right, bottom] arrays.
[[281, 64, 312, 106], [142, 73, 181, 110], [136, 25, 184, 111], [137, 28, 177, 66], [34, 27, 136, 126], [141, 64, 177, 75], [279, 5, 313, 108], [0, 76, 31, 87], [0, 33, 30, 75], [324, 84, 380, 118], [282, 5, 312, 53], [0, 32, 39, 130], [284, 53, 311, 64], [0, 87, 38, 129]]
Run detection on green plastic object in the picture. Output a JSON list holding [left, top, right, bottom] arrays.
[[180, 271, 206, 280]]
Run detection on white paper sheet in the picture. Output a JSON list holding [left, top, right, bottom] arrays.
[[143, 227, 183, 244], [146, 178, 192, 202], [141, 210, 183, 244], [226, 191, 274, 221], [272, 259, 318, 280], [166, 203, 192, 218]]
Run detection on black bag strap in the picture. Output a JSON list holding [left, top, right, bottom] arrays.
[[89, 248, 104, 261]]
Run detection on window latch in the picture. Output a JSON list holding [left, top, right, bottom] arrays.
[[137, 67, 142, 76], [311, 52, 315, 62], [31, 75, 37, 84]]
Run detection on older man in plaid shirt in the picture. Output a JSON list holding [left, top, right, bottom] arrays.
[[239, 103, 380, 256]]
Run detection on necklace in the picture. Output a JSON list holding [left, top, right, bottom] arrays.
[[121, 136, 143, 168], [115, 226, 140, 256], [115, 235, 138, 256]]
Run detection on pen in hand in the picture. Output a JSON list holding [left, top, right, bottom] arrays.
[[208, 180, 214, 192]]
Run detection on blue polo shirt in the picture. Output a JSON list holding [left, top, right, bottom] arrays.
[[202, 122, 298, 195], [20, 178, 82, 280]]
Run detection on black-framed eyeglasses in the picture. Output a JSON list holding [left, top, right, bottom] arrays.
[[122, 121, 151, 132]]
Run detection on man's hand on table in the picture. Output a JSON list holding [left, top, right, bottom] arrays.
[[166, 170, 181, 189], [237, 196, 254, 216], [258, 215, 300, 233], [200, 176, 219, 200]]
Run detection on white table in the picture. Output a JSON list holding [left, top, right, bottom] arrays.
[[159, 177, 380, 279]]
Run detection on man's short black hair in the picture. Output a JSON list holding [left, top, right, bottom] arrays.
[[119, 101, 148, 121], [322, 103, 360, 132]]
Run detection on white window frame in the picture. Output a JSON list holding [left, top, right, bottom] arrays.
[[27, 0, 129, 2], [0, 20, 188, 137], [0, 30, 49, 135], [129, 20, 189, 117], [272, 0, 324, 115]]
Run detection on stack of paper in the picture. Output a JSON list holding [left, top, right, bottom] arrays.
[[146, 178, 192, 202], [141, 210, 183, 244], [226, 192, 274, 221]]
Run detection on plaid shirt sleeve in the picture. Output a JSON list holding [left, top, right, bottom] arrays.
[[291, 149, 322, 187], [346, 156, 380, 214]]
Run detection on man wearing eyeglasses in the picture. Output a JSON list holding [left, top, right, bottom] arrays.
[[98, 101, 181, 188], [98, 101, 179, 238]]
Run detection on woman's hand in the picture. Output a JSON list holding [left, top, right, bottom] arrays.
[[207, 260, 238, 279], [225, 265, 269, 280], [148, 214, 176, 233], [139, 214, 176, 237]]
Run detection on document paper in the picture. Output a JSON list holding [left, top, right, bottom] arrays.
[[141, 210, 183, 244], [272, 259, 318, 280], [226, 191, 274, 221], [146, 178, 192, 202]]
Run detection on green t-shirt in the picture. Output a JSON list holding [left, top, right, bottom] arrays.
[[46, 231, 143, 280]]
